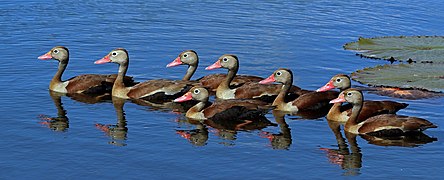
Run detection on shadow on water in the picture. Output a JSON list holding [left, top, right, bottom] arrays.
[[320, 120, 438, 176], [95, 97, 128, 146]]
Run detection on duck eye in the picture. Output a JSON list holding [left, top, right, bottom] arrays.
[[222, 57, 228, 62], [183, 54, 188, 58], [347, 92, 352, 96], [336, 78, 342, 82], [111, 52, 118, 57], [53, 49, 59, 54], [194, 89, 200, 94], [276, 71, 282, 76]]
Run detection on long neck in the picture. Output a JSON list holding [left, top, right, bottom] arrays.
[[273, 76, 292, 106], [183, 65, 197, 80], [113, 61, 129, 91], [52, 61, 67, 84], [220, 65, 238, 90], [186, 101, 207, 118], [345, 101, 363, 127]]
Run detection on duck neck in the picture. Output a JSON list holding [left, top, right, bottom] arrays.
[[272, 77, 292, 107], [183, 64, 197, 80], [51, 61, 67, 85], [220, 65, 238, 90], [345, 101, 363, 127], [186, 101, 207, 118], [113, 61, 129, 91]]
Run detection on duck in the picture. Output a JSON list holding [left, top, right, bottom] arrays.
[[173, 87, 273, 128], [316, 74, 408, 123], [166, 50, 264, 91], [38, 46, 136, 94], [95, 48, 196, 102], [329, 89, 437, 136], [205, 54, 308, 101], [259, 68, 339, 112]]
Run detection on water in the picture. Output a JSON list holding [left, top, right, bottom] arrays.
[[1, 0, 443, 179]]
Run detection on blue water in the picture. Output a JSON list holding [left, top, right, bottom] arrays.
[[1, 0, 443, 179]]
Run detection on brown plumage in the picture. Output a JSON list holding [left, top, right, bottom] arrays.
[[95, 48, 196, 102], [259, 68, 338, 112], [329, 89, 437, 136], [166, 50, 264, 91], [205, 54, 307, 101], [38, 46, 136, 94], [317, 74, 408, 123], [173, 87, 273, 124]]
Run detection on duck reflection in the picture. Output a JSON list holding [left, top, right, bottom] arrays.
[[260, 111, 292, 150], [95, 97, 128, 146], [38, 91, 69, 131], [175, 116, 276, 147], [360, 132, 437, 147], [176, 118, 209, 147], [320, 120, 362, 176], [321, 119, 438, 176]]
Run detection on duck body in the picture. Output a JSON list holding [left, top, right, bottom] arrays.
[[330, 89, 436, 136], [39, 46, 136, 94], [317, 74, 408, 123], [205, 55, 305, 102], [174, 87, 272, 124], [95, 48, 195, 102], [259, 68, 338, 112]]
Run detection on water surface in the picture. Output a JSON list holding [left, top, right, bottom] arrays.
[[1, 0, 443, 179]]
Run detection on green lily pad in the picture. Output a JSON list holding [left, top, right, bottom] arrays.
[[351, 63, 444, 93], [344, 36, 444, 63]]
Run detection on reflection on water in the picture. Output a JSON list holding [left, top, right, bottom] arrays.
[[175, 115, 277, 147], [321, 120, 362, 176], [321, 120, 438, 176], [176, 119, 209, 147], [38, 91, 69, 132], [260, 111, 292, 150], [95, 97, 128, 146]]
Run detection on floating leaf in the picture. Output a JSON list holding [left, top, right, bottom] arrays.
[[352, 63, 444, 93], [344, 36, 444, 63]]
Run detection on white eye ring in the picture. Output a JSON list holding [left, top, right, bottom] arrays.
[[222, 57, 228, 62], [276, 71, 282, 76], [53, 49, 59, 54], [183, 53, 188, 58], [347, 92, 352, 96], [336, 78, 342, 82], [194, 89, 200, 94], [111, 52, 118, 57]]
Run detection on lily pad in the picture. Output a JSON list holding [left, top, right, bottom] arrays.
[[352, 63, 444, 93], [344, 36, 444, 63]]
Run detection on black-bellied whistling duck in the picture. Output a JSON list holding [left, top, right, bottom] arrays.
[[259, 68, 338, 112], [38, 46, 136, 94], [166, 50, 264, 91], [173, 87, 273, 129], [317, 74, 408, 123], [329, 89, 437, 136], [205, 54, 307, 101], [95, 48, 196, 102]]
